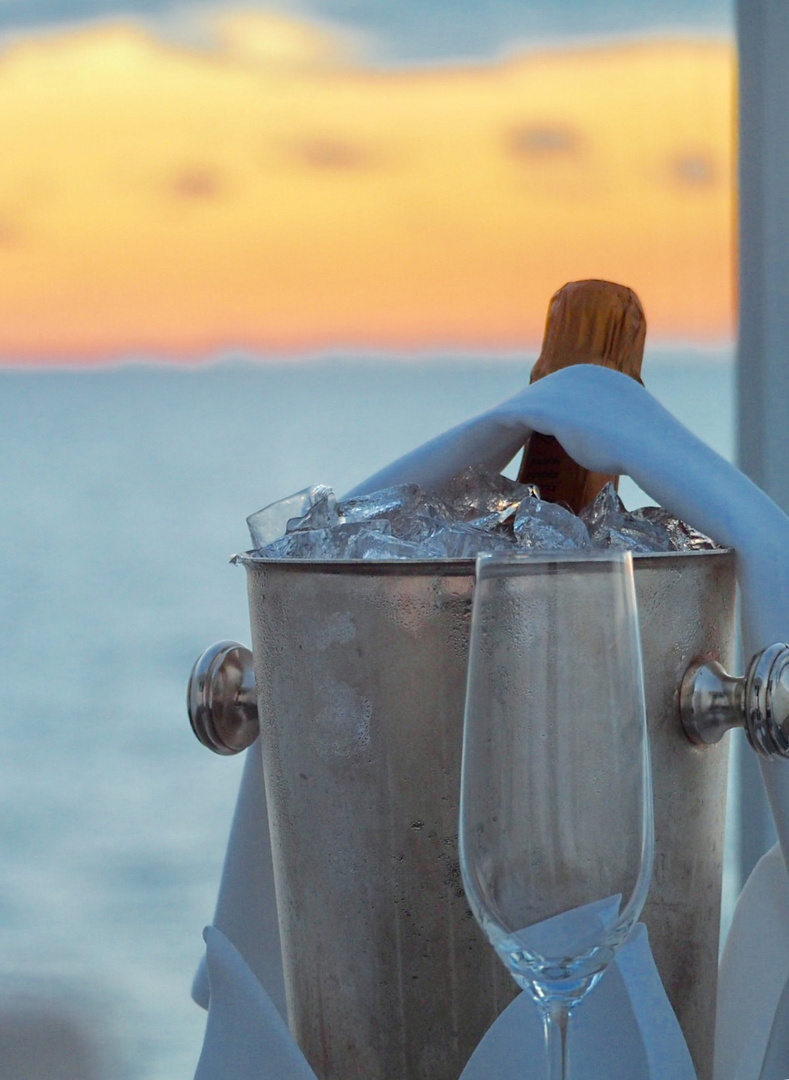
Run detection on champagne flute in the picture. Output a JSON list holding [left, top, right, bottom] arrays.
[[459, 550, 654, 1079]]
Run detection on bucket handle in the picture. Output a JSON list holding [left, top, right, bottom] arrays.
[[680, 643, 789, 758], [187, 641, 259, 755], [187, 638, 789, 761]]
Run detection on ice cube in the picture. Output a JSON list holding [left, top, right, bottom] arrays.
[[513, 497, 591, 551], [468, 504, 519, 532], [339, 483, 423, 523], [286, 492, 340, 533], [631, 506, 719, 551], [262, 528, 336, 560], [263, 520, 389, 559], [247, 485, 333, 548], [427, 521, 516, 559], [345, 528, 446, 560], [580, 483, 672, 553], [438, 465, 539, 520], [339, 484, 454, 542], [396, 497, 455, 542]]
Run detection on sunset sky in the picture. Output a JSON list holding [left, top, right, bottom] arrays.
[[0, 12, 735, 364]]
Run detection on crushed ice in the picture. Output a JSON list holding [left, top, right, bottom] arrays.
[[247, 470, 719, 560]]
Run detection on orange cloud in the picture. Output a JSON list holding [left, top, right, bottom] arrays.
[[0, 15, 734, 363]]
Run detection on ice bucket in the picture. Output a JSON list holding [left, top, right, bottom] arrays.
[[225, 547, 736, 1080]]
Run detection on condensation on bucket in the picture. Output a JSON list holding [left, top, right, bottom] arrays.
[[310, 676, 372, 758]]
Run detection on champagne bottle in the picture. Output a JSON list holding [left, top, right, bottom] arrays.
[[516, 279, 646, 514]]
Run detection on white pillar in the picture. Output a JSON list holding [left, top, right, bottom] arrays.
[[735, 0, 789, 887]]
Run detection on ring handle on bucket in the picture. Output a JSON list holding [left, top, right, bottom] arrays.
[[188, 640, 259, 755], [680, 643, 789, 759]]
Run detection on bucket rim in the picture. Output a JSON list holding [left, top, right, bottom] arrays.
[[232, 547, 733, 576]]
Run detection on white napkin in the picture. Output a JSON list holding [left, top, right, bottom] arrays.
[[194, 927, 316, 1080], [460, 923, 696, 1080], [195, 912, 693, 1080], [460, 899, 694, 1080], [192, 743, 287, 1019], [194, 364, 789, 1079], [716, 843, 789, 1080]]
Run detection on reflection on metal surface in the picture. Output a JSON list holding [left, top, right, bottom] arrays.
[[681, 642, 789, 759], [187, 640, 258, 755]]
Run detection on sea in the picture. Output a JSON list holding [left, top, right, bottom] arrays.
[[0, 351, 737, 1077]]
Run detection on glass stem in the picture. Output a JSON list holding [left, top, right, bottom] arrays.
[[543, 1000, 570, 1080]]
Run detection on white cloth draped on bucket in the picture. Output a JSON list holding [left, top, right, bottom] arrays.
[[194, 918, 695, 1080], [192, 364, 789, 1080]]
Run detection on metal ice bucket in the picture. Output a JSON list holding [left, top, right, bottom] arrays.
[[209, 548, 736, 1080]]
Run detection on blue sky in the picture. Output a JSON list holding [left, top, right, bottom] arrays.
[[0, 0, 732, 58]]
